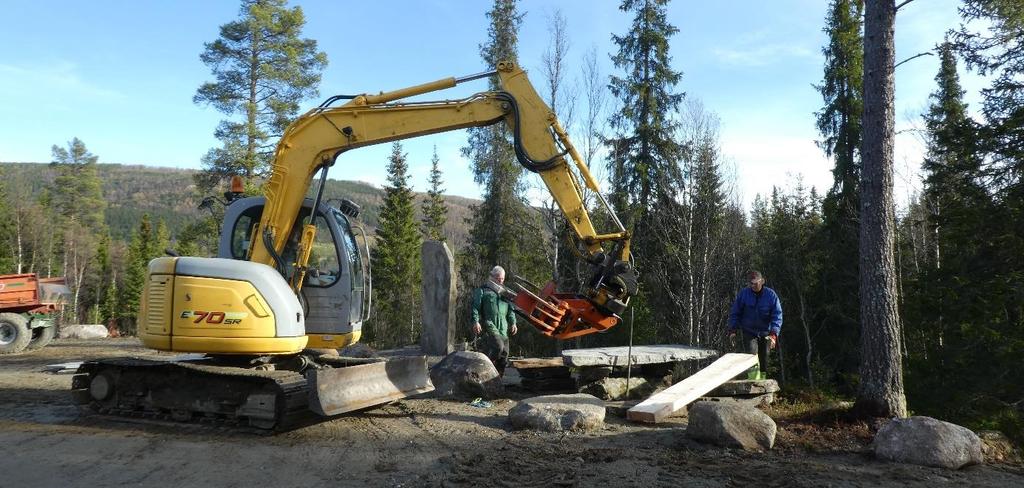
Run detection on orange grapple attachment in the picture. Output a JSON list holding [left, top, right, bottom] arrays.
[[510, 281, 620, 340]]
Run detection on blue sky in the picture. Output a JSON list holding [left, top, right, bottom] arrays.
[[0, 0, 983, 209]]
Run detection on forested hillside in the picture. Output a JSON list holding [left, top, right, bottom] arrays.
[[0, 162, 478, 247]]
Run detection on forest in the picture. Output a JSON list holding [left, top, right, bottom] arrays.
[[0, 0, 1020, 441]]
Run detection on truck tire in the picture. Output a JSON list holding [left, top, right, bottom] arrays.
[[0, 313, 31, 355], [26, 319, 57, 350]]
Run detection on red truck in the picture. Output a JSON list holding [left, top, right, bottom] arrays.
[[0, 273, 70, 354]]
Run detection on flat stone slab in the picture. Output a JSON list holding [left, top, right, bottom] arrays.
[[708, 379, 780, 396], [509, 393, 605, 432], [562, 345, 718, 367]]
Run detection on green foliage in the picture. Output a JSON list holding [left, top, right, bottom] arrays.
[[117, 214, 169, 335], [421, 147, 448, 242], [50, 138, 107, 233], [367, 143, 422, 348], [603, 0, 688, 348], [0, 179, 15, 273], [607, 0, 684, 227], [459, 0, 549, 356], [899, 30, 1023, 438], [813, 0, 864, 383], [751, 183, 824, 387], [194, 0, 328, 189]]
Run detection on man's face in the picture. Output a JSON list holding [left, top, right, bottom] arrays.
[[749, 277, 763, 293], [495, 272, 505, 285]]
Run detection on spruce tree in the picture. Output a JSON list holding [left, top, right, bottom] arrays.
[[194, 0, 327, 189], [118, 214, 169, 335], [370, 142, 423, 348], [605, 0, 685, 343], [607, 0, 684, 227], [421, 147, 448, 242], [460, 0, 549, 354], [813, 0, 864, 380]]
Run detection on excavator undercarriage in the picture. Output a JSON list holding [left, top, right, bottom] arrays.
[[72, 354, 431, 431]]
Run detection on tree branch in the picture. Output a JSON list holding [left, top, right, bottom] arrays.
[[894, 51, 933, 70], [895, 0, 916, 12]]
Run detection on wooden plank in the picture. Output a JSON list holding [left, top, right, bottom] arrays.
[[510, 357, 564, 369], [626, 353, 757, 423]]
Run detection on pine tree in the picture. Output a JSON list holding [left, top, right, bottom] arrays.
[[421, 147, 448, 242], [50, 138, 107, 233], [50, 138, 107, 321], [855, 0, 906, 418], [370, 143, 423, 348], [813, 0, 864, 381], [194, 0, 328, 189]]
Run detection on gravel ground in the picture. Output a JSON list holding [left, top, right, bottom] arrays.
[[1, 338, 1021, 487]]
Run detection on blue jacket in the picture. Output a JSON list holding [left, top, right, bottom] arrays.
[[728, 286, 783, 337]]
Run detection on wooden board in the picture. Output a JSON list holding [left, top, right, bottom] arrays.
[[510, 357, 564, 369], [626, 353, 757, 423]]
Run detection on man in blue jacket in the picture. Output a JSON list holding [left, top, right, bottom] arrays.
[[727, 270, 782, 380]]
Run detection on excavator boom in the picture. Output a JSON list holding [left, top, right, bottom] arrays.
[[253, 61, 636, 339]]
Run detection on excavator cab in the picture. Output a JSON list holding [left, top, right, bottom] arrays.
[[219, 196, 370, 350]]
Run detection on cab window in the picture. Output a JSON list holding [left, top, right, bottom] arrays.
[[334, 211, 363, 289], [304, 214, 340, 287], [230, 207, 263, 259]]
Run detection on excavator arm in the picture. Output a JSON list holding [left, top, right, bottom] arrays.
[[251, 61, 637, 340]]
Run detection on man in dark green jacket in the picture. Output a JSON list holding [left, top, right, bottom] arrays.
[[471, 265, 517, 375]]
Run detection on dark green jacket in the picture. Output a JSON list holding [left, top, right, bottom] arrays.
[[471, 285, 516, 338]]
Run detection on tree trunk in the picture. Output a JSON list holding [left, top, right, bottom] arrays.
[[855, 0, 907, 418]]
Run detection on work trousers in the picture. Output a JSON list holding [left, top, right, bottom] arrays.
[[480, 329, 509, 375], [738, 331, 770, 376]]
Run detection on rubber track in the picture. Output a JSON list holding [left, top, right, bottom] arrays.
[[72, 357, 312, 432]]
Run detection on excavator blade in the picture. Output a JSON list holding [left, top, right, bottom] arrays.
[[306, 356, 433, 416]]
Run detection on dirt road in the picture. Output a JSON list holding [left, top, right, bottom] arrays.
[[1, 339, 1020, 487]]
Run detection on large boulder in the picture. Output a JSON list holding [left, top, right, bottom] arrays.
[[509, 393, 605, 432], [686, 401, 777, 451], [59, 324, 108, 340], [578, 376, 655, 401], [874, 416, 983, 469], [429, 351, 503, 399]]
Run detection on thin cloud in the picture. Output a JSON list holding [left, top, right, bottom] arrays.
[[0, 61, 124, 101]]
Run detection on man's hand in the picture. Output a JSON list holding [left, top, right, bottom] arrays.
[[510, 324, 517, 336], [472, 322, 482, 336], [768, 333, 778, 349]]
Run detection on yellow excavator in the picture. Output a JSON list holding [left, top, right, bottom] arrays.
[[71, 61, 637, 430]]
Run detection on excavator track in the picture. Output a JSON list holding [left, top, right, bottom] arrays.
[[71, 358, 312, 432]]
